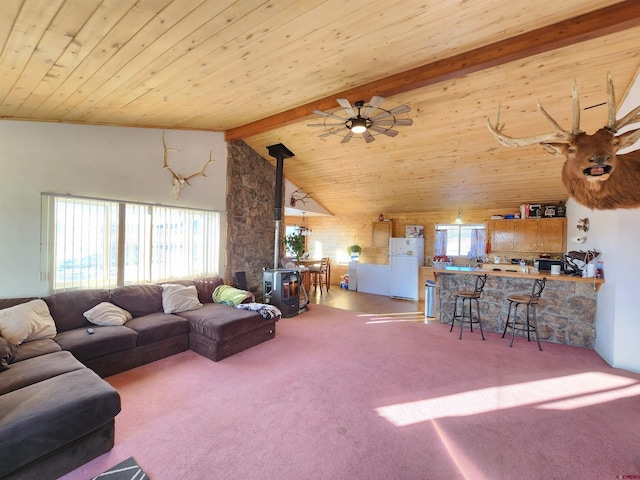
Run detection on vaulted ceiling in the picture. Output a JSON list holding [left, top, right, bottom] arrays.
[[2, 0, 640, 216]]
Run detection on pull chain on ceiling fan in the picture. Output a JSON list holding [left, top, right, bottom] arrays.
[[308, 96, 412, 143]]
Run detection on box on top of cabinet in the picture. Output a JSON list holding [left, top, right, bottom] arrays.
[[529, 204, 542, 218], [406, 225, 424, 238]]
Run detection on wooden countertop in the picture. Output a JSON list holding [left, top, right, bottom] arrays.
[[432, 265, 605, 291]]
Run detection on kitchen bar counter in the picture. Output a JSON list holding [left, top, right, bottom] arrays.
[[434, 265, 605, 291], [433, 266, 604, 348]]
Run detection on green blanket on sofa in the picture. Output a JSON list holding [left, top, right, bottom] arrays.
[[212, 285, 253, 306]]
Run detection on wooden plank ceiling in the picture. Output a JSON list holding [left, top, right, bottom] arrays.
[[2, 0, 640, 216]]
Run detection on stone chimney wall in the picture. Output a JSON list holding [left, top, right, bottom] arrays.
[[226, 140, 281, 299]]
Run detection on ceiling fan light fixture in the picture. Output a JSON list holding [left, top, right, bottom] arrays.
[[350, 117, 368, 134], [310, 96, 411, 143]]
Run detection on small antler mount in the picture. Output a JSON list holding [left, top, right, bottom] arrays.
[[290, 188, 312, 208], [162, 131, 215, 199]]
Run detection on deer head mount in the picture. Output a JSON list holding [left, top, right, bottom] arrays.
[[162, 131, 215, 199], [487, 74, 640, 210]]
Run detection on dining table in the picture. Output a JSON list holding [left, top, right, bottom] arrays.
[[296, 258, 330, 292]]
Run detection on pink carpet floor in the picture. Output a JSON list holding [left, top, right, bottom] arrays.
[[61, 304, 640, 480]]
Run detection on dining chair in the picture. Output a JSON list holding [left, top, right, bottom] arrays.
[[309, 257, 330, 293]]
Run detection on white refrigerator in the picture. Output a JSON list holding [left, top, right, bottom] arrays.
[[389, 237, 424, 300]]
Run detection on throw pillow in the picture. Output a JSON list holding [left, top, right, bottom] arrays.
[[161, 284, 203, 314], [0, 299, 57, 345], [0, 336, 18, 371], [84, 302, 133, 326]]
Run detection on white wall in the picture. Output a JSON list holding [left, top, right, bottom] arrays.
[[0, 120, 228, 297], [566, 198, 640, 373]]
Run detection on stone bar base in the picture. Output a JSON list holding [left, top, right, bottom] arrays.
[[436, 272, 598, 348]]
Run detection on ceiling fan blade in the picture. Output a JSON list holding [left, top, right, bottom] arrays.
[[313, 109, 346, 121], [318, 126, 349, 138], [363, 130, 376, 143], [362, 96, 385, 117], [307, 122, 345, 127], [336, 98, 356, 118], [370, 104, 411, 120], [341, 131, 354, 144], [374, 118, 413, 126], [369, 126, 399, 136]]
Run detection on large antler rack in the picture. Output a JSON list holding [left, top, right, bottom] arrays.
[[487, 80, 582, 149], [488, 73, 640, 150], [610, 73, 640, 140], [162, 131, 215, 199]]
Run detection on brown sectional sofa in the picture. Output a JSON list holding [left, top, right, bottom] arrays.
[[0, 277, 279, 480]]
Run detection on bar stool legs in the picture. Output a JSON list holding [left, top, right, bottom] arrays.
[[449, 274, 487, 340], [450, 295, 485, 340], [502, 278, 546, 351]]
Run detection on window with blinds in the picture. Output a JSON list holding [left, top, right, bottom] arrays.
[[41, 194, 220, 292]]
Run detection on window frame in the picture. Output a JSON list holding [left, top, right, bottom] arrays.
[[41, 193, 221, 292], [435, 223, 486, 258]]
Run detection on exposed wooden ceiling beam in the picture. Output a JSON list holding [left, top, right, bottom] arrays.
[[225, 1, 640, 142]]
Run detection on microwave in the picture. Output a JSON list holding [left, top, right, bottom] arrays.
[[537, 259, 563, 271]]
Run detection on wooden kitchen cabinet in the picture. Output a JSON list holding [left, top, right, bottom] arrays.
[[372, 221, 392, 247], [514, 220, 539, 252], [489, 219, 516, 250], [536, 218, 566, 252], [489, 218, 566, 254]]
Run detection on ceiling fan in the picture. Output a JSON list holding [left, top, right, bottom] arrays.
[[308, 96, 413, 143]]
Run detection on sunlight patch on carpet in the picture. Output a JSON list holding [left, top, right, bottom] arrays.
[[358, 311, 426, 323], [375, 372, 638, 426]]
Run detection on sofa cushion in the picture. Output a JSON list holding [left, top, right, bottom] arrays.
[[192, 277, 224, 304], [54, 326, 138, 362], [0, 298, 57, 345], [0, 351, 84, 395], [178, 303, 267, 342], [42, 289, 110, 333], [0, 367, 121, 478], [14, 338, 62, 362], [161, 284, 203, 313], [84, 302, 132, 326], [124, 312, 189, 346], [110, 284, 163, 317]]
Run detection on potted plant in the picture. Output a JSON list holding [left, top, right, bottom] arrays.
[[347, 244, 362, 259], [283, 232, 306, 262]]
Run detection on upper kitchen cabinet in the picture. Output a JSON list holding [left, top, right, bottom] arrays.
[[535, 218, 566, 252], [364, 221, 393, 264], [372, 221, 392, 247], [490, 219, 516, 251], [489, 218, 566, 254]]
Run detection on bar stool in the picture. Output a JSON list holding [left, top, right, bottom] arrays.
[[450, 274, 488, 340], [502, 277, 546, 351]]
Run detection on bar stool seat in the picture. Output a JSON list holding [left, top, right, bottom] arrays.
[[450, 274, 488, 340], [502, 277, 546, 351]]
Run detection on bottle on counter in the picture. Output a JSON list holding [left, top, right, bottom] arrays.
[[596, 261, 604, 279], [519, 259, 527, 273]]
